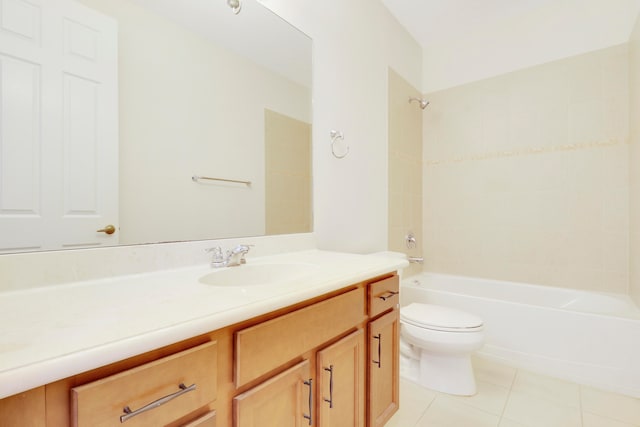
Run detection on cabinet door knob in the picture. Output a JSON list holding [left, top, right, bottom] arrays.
[[97, 224, 116, 235]]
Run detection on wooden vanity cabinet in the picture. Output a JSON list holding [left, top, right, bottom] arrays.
[[0, 273, 400, 427], [316, 329, 366, 427], [233, 360, 312, 427], [232, 274, 399, 427], [366, 275, 400, 427], [233, 329, 367, 427], [183, 410, 217, 427], [0, 386, 46, 427], [70, 341, 218, 427], [234, 288, 367, 389], [232, 287, 367, 427], [368, 309, 400, 427]]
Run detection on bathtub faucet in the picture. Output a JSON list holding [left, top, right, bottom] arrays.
[[408, 256, 424, 264]]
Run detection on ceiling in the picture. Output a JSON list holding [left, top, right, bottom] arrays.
[[383, 0, 640, 91], [381, 0, 632, 48]]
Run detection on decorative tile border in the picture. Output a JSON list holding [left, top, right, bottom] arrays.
[[425, 138, 629, 167]]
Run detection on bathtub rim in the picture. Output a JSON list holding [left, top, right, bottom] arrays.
[[402, 272, 640, 320]]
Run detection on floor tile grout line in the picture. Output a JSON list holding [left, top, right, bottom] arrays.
[[410, 389, 439, 427], [497, 366, 520, 424], [402, 362, 640, 427], [416, 392, 439, 427]]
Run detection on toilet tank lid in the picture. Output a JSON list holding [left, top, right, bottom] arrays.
[[401, 303, 483, 330]]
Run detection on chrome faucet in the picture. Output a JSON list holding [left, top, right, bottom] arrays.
[[226, 244, 252, 266], [206, 244, 252, 268]]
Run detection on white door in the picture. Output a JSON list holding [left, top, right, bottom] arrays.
[[0, 0, 118, 252]]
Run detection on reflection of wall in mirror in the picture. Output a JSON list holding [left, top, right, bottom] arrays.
[[265, 109, 312, 235], [77, 0, 311, 245]]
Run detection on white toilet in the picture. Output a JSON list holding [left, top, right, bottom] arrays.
[[400, 303, 484, 396]]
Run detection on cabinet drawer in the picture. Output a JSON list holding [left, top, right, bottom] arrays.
[[235, 288, 366, 387], [71, 341, 217, 427], [368, 275, 399, 318], [182, 410, 216, 427]]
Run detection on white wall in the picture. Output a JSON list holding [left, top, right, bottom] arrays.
[[257, 0, 423, 253], [423, 0, 640, 93], [630, 13, 640, 305]]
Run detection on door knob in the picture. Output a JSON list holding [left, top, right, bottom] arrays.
[[97, 224, 116, 235]]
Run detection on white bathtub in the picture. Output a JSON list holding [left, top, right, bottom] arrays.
[[401, 273, 640, 397]]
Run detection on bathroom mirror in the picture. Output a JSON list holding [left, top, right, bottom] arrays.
[[0, 0, 312, 253]]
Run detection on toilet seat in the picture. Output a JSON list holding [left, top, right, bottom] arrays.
[[401, 303, 483, 332]]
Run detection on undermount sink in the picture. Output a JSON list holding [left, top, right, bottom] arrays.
[[199, 263, 320, 287]]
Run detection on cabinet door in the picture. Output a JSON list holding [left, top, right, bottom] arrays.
[[234, 360, 312, 427], [368, 309, 400, 427], [317, 330, 365, 427]]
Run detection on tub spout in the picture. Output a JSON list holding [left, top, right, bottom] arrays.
[[408, 256, 424, 264]]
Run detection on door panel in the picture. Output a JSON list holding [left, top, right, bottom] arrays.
[[0, 0, 118, 252], [234, 360, 311, 427], [368, 310, 400, 427], [317, 329, 365, 427]]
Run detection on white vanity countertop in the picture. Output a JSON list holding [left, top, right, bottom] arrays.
[[0, 249, 407, 399]]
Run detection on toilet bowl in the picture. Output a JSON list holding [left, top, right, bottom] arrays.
[[400, 302, 484, 396]]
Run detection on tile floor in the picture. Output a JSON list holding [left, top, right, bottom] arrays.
[[387, 356, 640, 427]]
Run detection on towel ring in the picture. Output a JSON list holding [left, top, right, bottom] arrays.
[[330, 130, 349, 159]]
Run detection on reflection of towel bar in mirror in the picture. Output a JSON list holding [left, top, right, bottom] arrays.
[[192, 175, 252, 186]]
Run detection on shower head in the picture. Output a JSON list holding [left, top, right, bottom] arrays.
[[409, 97, 429, 109]]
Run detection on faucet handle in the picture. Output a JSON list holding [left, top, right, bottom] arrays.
[[405, 232, 417, 249], [206, 246, 226, 267]]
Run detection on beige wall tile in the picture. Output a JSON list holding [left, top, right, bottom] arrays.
[[388, 69, 423, 274], [423, 45, 630, 293]]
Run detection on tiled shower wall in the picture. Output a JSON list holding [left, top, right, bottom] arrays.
[[388, 69, 423, 277], [423, 44, 630, 294]]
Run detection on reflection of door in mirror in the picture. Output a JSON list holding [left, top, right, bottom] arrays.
[[0, 0, 118, 252]]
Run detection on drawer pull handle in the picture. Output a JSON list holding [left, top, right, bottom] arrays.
[[120, 383, 196, 423], [378, 291, 398, 301], [323, 365, 334, 408], [373, 334, 382, 368], [303, 378, 313, 425]]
